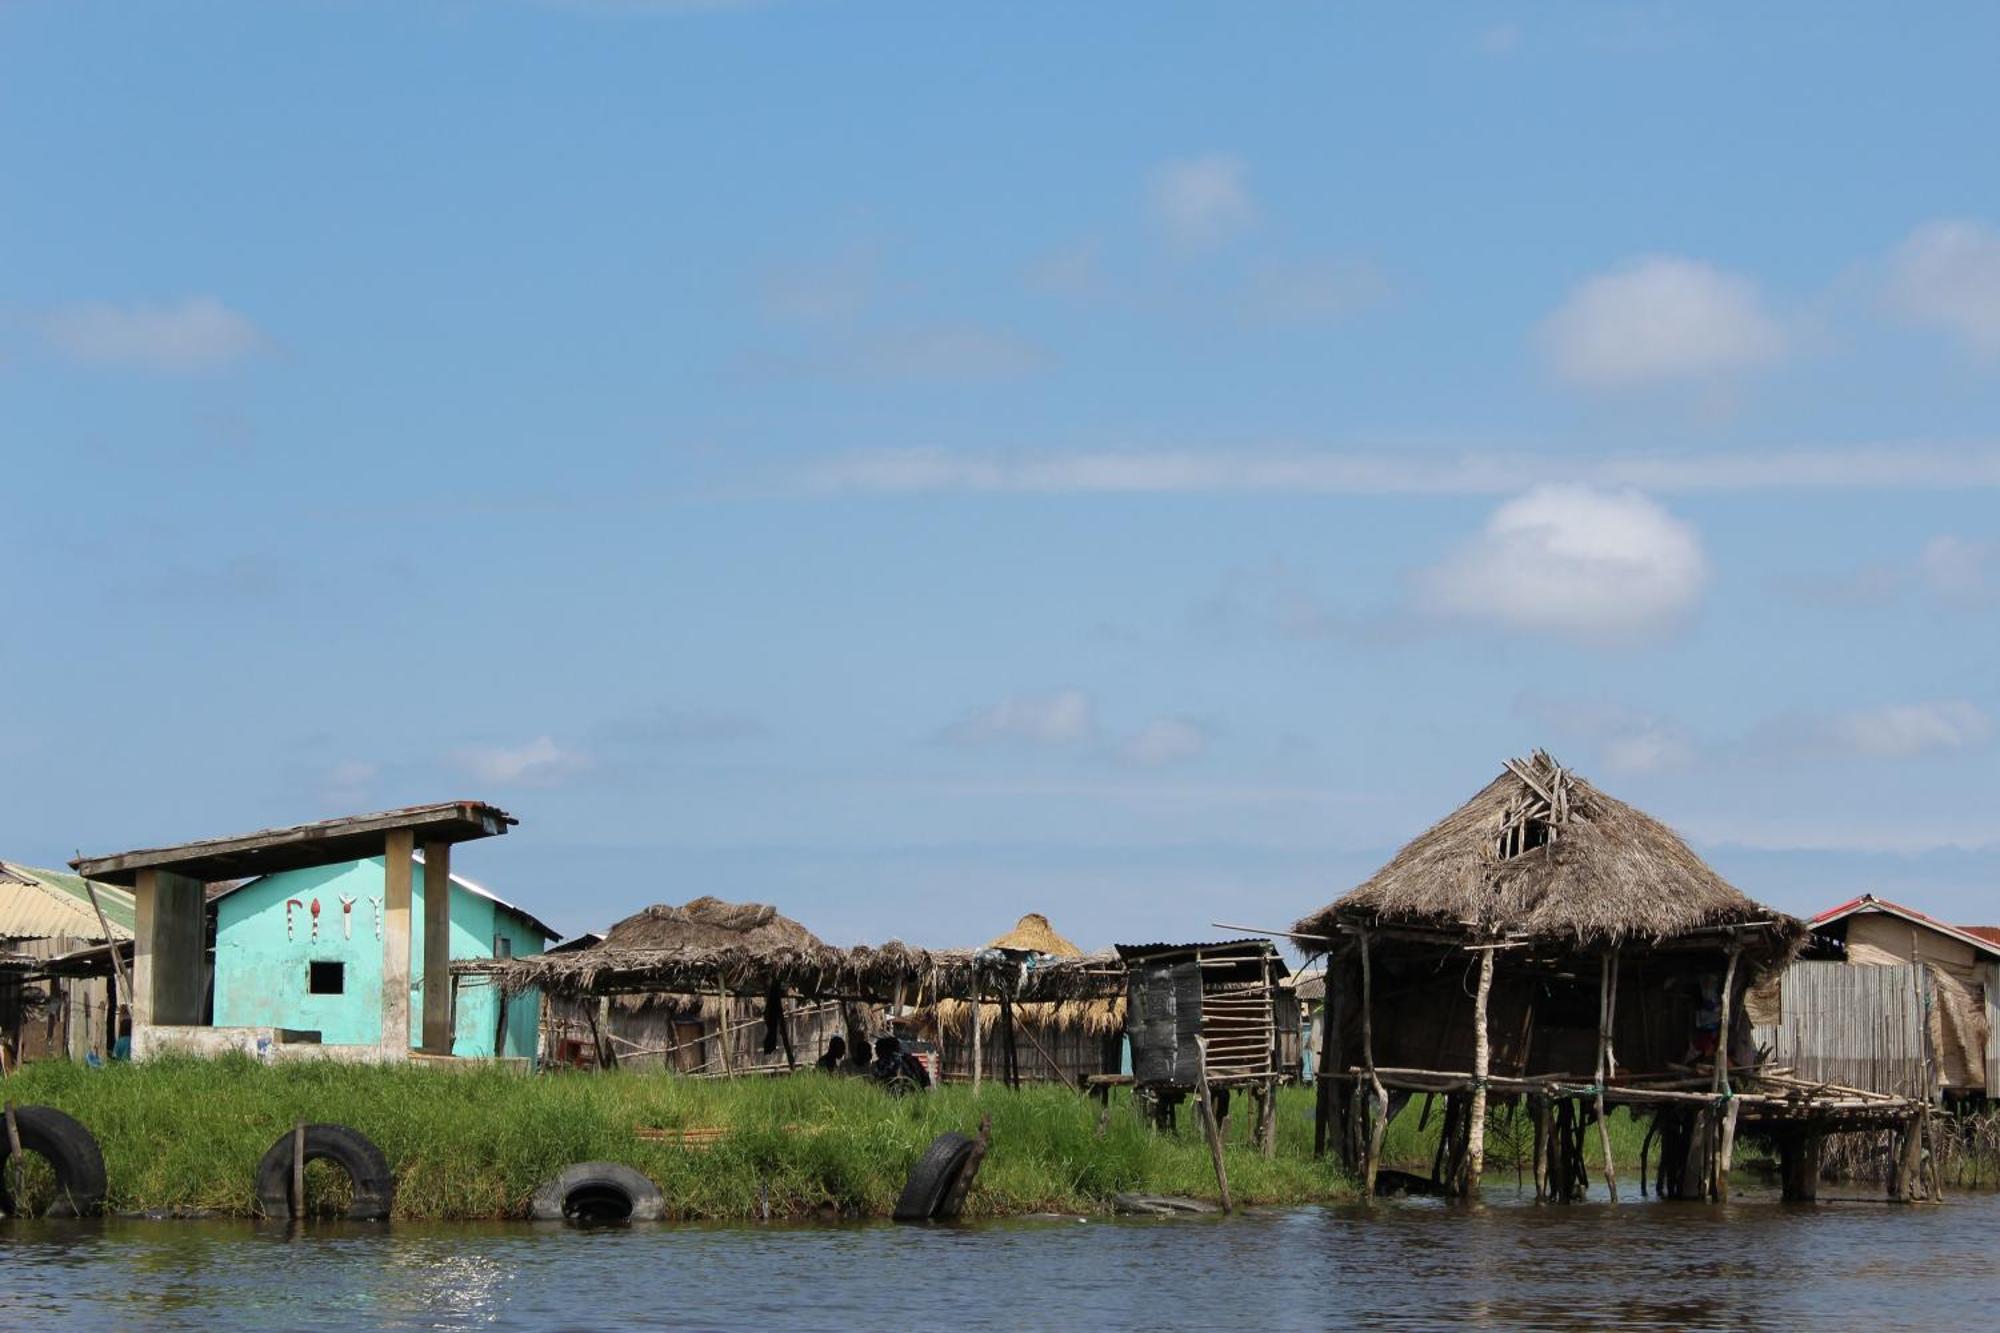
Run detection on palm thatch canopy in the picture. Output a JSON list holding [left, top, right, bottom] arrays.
[[986, 912, 1081, 957], [601, 897, 824, 952], [1294, 751, 1802, 959], [456, 893, 1125, 1004]]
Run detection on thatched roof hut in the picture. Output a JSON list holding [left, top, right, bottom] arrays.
[[1295, 752, 1798, 957], [986, 912, 1081, 957], [1298, 751, 1808, 1203]]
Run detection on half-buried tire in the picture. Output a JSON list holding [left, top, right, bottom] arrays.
[[892, 1132, 976, 1223], [529, 1162, 665, 1223], [253, 1124, 396, 1221], [0, 1105, 107, 1218]]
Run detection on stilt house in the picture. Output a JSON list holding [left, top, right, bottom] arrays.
[[1119, 938, 1295, 1151], [1293, 751, 1860, 1203]]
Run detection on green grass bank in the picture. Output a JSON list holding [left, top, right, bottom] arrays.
[[1, 1058, 1353, 1220]]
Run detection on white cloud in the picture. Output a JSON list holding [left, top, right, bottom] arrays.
[[792, 441, 2000, 498], [1416, 485, 1709, 645], [942, 691, 1094, 748], [1826, 701, 1993, 759], [43, 296, 268, 372], [1886, 219, 2000, 358], [451, 736, 590, 787], [1542, 256, 1785, 387], [1918, 534, 1997, 607], [1151, 155, 1257, 248], [1119, 717, 1209, 767]]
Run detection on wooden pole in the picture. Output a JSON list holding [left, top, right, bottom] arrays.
[[1713, 941, 1741, 1201], [1359, 929, 1388, 1200], [1897, 1110, 1924, 1201], [291, 1119, 306, 1221], [1193, 1034, 1231, 1213], [969, 984, 983, 1095], [1465, 943, 1495, 1199], [714, 983, 732, 1076], [1000, 992, 1019, 1091], [81, 880, 133, 1019], [4, 1101, 22, 1216], [1594, 950, 1620, 1203], [1530, 1092, 1548, 1202]]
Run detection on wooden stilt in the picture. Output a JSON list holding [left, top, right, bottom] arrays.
[[1897, 1111, 1924, 1202], [1358, 929, 1387, 1201], [1711, 941, 1740, 1201], [1193, 1035, 1231, 1213], [1594, 950, 1619, 1203], [1530, 1093, 1548, 1202], [1465, 944, 1495, 1200]]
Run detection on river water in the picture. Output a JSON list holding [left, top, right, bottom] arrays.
[[5, 1184, 1996, 1330]]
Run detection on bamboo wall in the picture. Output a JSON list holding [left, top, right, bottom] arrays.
[[1752, 961, 1936, 1099]]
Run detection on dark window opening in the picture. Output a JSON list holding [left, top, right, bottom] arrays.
[[1497, 814, 1552, 860], [308, 961, 345, 995], [493, 936, 513, 959]]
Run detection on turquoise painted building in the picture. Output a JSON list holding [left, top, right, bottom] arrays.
[[212, 852, 555, 1059]]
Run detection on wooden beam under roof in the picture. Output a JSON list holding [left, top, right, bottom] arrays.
[[70, 801, 515, 887]]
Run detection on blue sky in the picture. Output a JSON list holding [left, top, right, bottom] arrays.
[[4, 2, 1996, 948]]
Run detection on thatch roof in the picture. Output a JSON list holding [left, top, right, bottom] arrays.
[[986, 912, 1081, 957], [1294, 751, 1802, 957], [601, 897, 823, 953], [458, 932, 1126, 1006], [929, 995, 1125, 1035]]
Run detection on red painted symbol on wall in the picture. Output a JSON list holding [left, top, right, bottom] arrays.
[[285, 899, 305, 941], [310, 897, 322, 943], [339, 895, 357, 940]]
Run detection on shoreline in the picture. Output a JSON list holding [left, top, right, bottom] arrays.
[[0, 1056, 1352, 1221]]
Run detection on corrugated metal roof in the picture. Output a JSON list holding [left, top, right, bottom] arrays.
[[1811, 893, 2000, 961], [0, 861, 136, 942]]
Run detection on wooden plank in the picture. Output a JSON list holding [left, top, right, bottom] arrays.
[[1192, 1034, 1231, 1213]]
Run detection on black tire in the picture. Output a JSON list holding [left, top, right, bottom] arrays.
[[528, 1162, 666, 1223], [253, 1124, 395, 1221], [892, 1131, 975, 1223], [0, 1105, 107, 1218]]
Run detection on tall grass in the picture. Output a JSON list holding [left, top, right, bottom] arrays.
[[0, 1059, 1352, 1220]]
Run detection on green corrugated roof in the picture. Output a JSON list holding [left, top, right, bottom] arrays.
[[3, 863, 136, 934]]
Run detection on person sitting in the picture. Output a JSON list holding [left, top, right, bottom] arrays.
[[816, 1035, 847, 1072], [869, 1034, 931, 1088]]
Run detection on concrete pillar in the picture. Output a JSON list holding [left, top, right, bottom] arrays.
[[421, 841, 452, 1055], [132, 868, 207, 1040], [381, 830, 414, 1058]]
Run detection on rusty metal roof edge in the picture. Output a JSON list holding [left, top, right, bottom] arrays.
[[71, 801, 516, 879]]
